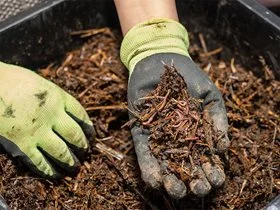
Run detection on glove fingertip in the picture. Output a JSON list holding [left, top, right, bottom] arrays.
[[140, 157, 162, 189], [163, 174, 187, 199], [131, 127, 162, 189], [66, 112, 96, 142], [18, 153, 58, 179], [217, 135, 230, 153]]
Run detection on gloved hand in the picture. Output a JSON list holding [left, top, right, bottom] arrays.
[[0, 194, 9, 210], [0, 62, 95, 178], [121, 18, 229, 198]]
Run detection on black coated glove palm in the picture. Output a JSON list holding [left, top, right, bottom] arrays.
[[121, 18, 229, 199]]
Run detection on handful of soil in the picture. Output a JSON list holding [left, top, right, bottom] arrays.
[[137, 65, 223, 189]]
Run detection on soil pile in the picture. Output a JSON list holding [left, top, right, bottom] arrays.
[[0, 28, 279, 210], [136, 65, 223, 189]]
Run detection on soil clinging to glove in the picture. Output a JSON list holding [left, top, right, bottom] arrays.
[[136, 65, 225, 194]]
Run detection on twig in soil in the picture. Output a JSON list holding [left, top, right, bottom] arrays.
[[95, 142, 125, 161], [86, 103, 127, 111], [230, 58, 237, 73], [40, 63, 55, 77], [189, 155, 195, 168], [95, 136, 114, 142], [200, 47, 223, 57], [203, 63, 212, 73], [70, 27, 115, 38], [10, 176, 46, 181], [239, 179, 247, 195], [249, 162, 265, 176], [198, 33, 208, 53], [58, 200, 72, 210], [78, 82, 97, 99], [93, 189, 115, 205], [10, 176, 53, 185]]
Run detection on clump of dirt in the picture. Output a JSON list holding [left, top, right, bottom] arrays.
[[0, 28, 279, 210], [136, 65, 223, 186]]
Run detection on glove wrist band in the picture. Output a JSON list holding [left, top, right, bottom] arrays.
[[120, 18, 190, 74]]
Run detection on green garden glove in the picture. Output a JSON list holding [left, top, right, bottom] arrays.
[[0, 62, 95, 178], [121, 18, 229, 198]]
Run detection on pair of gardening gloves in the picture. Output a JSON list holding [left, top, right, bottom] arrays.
[[0, 19, 229, 205]]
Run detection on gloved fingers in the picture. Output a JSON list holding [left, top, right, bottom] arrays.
[[21, 146, 59, 178], [131, 126, 162, 189], [160, 160, 187, 199], [66, 111, 96, 143], [163, 174, 187, 199], [63, 92, 92, 125], [63, 92, 95, 141], [37, 131, 80, 175], [0, 194, 9, 210], [204, 102, 230, 153], [202, 161, 225, 188], [189, 166, 211, 197], [0, 135, 58, 178], [53, 111, 89, 155]]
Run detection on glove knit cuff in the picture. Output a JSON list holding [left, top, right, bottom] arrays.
[[120, 18, 190, 75]]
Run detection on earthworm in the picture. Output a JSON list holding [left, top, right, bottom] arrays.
[[142, 112, 157, 125], [185, 137, 199, 141], [172, 121, 183, 128], [189, 112, 200, 121], [175, 110, 184, 121], [157, 89, 171, 112]]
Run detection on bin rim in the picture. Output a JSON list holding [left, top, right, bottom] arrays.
[[0, 0, 64, 33]]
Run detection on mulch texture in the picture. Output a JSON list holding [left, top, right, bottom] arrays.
[[0, 28, 279, 210]]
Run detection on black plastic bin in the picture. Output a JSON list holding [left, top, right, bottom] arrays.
[[0, 0, 280, 78], [0, 0, 279, 209]]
